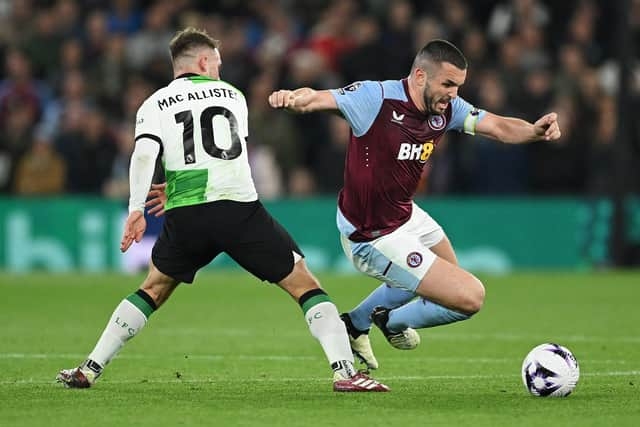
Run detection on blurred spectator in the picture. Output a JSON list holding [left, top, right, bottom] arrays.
[[382, 0, 416, 78], [195, 13, 225, 46], [0, 103, 36, 191], [555, 44, 588, 98], [461, 27, 490, 72], [40, 69, 93, 140], [339, 15, 384, 83], [516, 21, 550, 70], [487, 0, 549, 41], [496, 36, 525, 106], [218, 21, 259, 93], [48, 38, 84, 92], [14, 136, 65, 195], [529, 97, 590, 193], [0, 0, 35, 46], [107, 0, 143, 35], [0, 49, 47, 192], [248, 73, 299, 186], [120, 75, 153, 123], [125, 2, 173, 73], [22, 8, 64, 78], [521, 66, 553, 122], [90, 34, 128, 114], [251, 3, 301, 74], [83, 10, 110, 65], [54, 0, 82, 39], [469, 71, 529, 194], [284, 49, 333, 171], [0, 48, 46, 127], [314, 115, 349, 193], [55, 107, 116, 193], [439, 0, 471, 47], [565, 0, 603, 66], [458, 27, 490, 100], [308, 0, 357, 71], [413, 15, 445, 53]]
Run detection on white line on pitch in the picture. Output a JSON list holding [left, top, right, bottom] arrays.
[[0, 353, 635, 366], [0, 353, 636, 366], [1, 371, 639, 385], [0, 353, 632, 367]]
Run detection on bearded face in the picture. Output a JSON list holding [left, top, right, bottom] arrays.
[[421, 62, 467, 115]]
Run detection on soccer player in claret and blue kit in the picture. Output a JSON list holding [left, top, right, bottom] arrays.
[[269, 39, 561, 370]]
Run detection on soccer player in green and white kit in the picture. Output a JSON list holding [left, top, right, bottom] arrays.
[[56, 27, 388, 392]]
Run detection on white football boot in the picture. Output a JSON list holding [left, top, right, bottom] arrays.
[[371, 306, 420, 350], [340, 313, 379, 370]]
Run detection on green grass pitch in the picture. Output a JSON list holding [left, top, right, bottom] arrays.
[[1, 271, 639, 426]]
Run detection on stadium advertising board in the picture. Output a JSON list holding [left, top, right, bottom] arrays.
[[0, 197, 614, 273]]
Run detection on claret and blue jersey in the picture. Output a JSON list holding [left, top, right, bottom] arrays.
[[330, 79, 486, 242]]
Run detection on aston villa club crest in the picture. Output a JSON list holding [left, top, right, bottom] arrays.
[[406, 252, 423, 268], [428, 115, 446, 130]]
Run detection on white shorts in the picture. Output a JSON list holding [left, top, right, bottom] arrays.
[[339, 203, 444, 292]]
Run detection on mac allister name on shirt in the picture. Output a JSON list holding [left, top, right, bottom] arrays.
[[157, 87, 238, 110]]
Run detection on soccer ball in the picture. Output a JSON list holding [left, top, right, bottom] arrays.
[[521, 343, 580, 397]]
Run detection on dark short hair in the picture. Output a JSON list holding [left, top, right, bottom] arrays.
[[412, 39, 468, 71], [169, 27, 219, 62]]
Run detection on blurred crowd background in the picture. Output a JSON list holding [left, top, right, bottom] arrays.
[[0, 0, 638, 199]]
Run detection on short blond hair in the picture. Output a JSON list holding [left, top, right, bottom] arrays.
[[169, 27, 219, 63]]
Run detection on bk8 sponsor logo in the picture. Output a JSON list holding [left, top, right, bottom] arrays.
[[397, 140, 435, 162]]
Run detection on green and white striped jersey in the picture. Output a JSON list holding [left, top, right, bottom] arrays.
[[134, 74, 257, 211]]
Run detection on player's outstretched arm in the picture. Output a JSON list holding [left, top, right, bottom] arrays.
[[476, 112, 561, 144], [268, 87, 338, 114]]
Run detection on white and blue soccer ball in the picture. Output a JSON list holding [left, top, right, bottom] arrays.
[[521, 343, 580, 397]]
